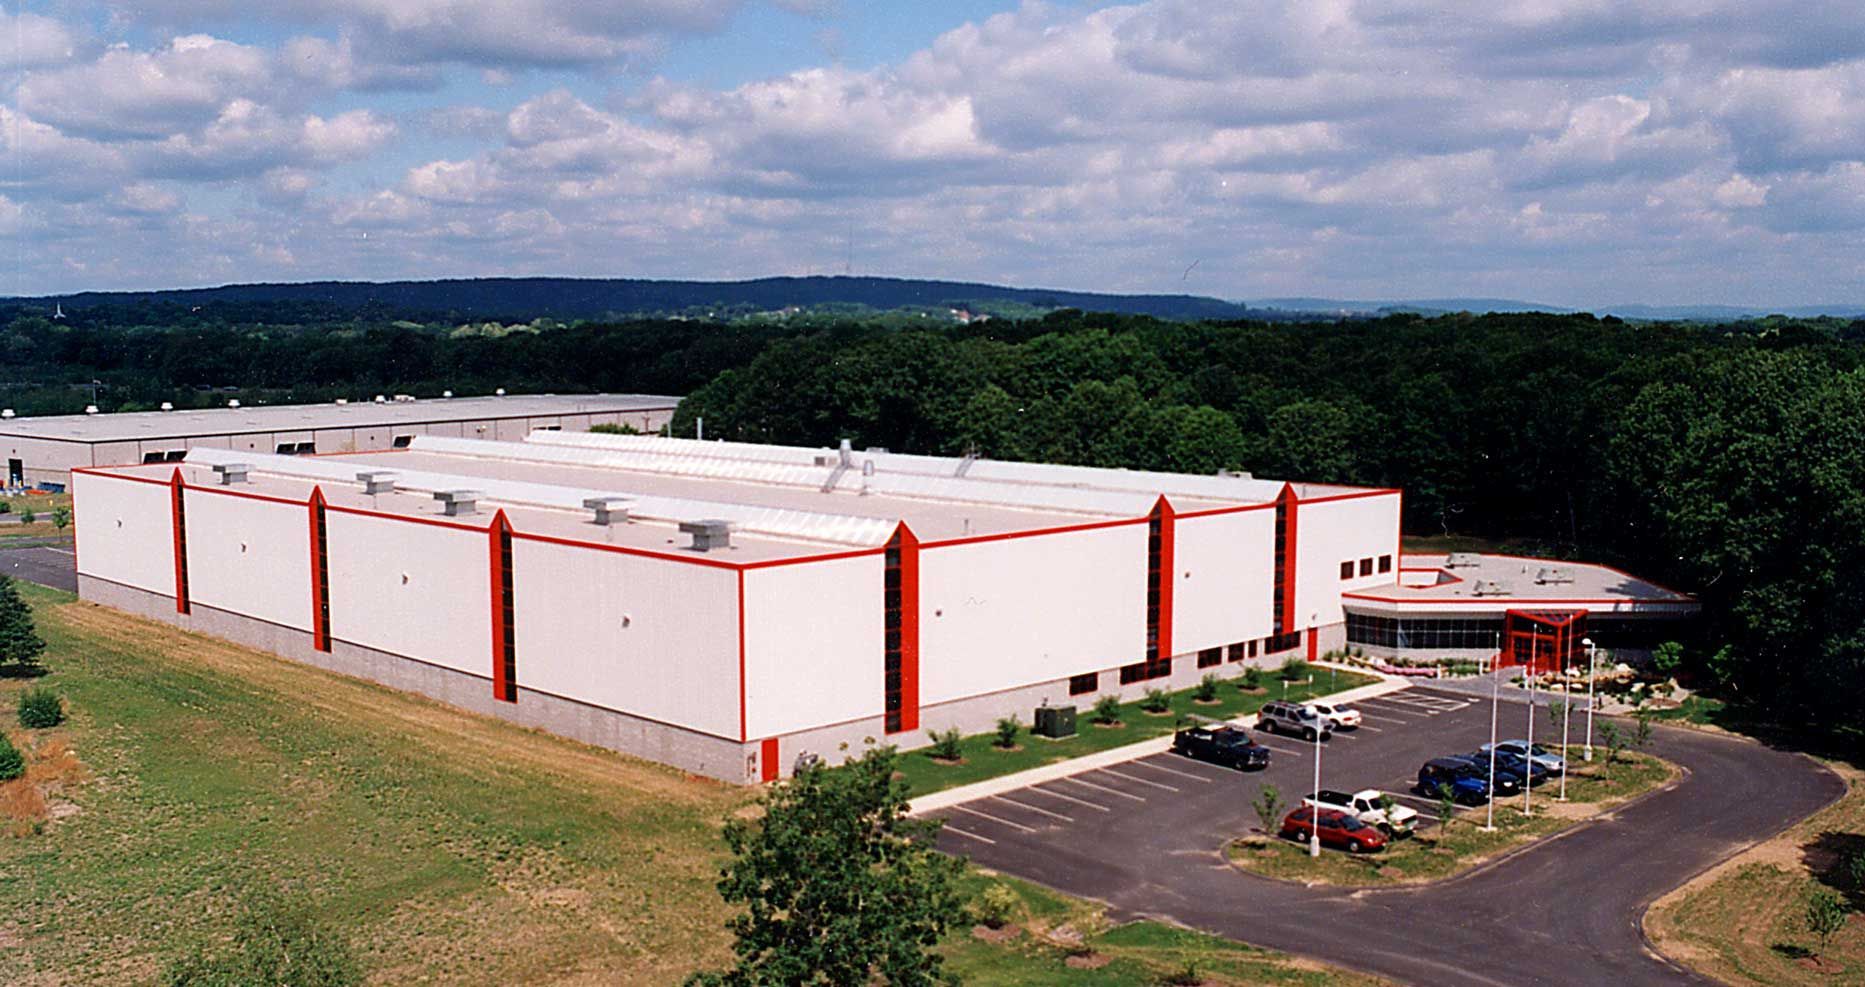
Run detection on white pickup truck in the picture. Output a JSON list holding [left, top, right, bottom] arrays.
[[1302, 788, 1418, 836]]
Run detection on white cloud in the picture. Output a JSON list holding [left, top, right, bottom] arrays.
[[0, 11, 78, 69], [15, 35, 271, 139]]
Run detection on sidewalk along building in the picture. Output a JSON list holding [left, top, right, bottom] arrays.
[[1341, 552, 1699, 672], [71, 430, 1405, 783], [0, 393, 679, 489]]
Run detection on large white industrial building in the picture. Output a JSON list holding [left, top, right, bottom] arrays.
[[69, 429, 1690, 783]]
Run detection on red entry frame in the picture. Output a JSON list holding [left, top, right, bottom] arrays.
[[1501, 609, 1588, 675]]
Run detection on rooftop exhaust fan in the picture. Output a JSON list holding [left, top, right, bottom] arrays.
[[212, 463, 251, 485], [583, 496, 633, 525], [432, 490, 481, 516], [1534, 566, 1576, 585], [1446, 552, 1483, 568], [679, 518, 732, 551], [356, 470, 397, 495], [1471, 579, 1510, 596]]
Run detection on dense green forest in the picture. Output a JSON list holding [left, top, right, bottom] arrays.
[[2, 300, 1860, 738]]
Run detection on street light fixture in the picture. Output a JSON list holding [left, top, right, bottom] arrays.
[[1583, 637, 1597, 762]]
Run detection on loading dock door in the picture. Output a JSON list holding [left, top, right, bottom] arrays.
[[7, 459, 20, 487]]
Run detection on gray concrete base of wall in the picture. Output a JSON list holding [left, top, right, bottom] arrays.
[[77, 575, 756, 784]]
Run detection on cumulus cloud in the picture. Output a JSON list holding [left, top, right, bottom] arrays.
[[15, 34, 271, 139], [0, 10, 78, 69]]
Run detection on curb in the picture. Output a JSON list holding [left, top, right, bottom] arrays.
[[907, 673, 1414, 816]]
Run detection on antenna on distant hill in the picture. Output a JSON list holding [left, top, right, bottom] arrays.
[[844, 220, 854, 276]]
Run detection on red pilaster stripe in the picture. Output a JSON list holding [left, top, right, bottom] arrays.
[[1278, 484, 1299, 633], [308, 487, 331, 652], [897, 523, 920, 733], [1152, 498, 1175, 663], [488, 510, 517, 703], [737, 568, 747, 742], [169, 469, 190, 614]]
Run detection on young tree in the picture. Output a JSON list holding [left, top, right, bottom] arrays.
[[1805, 888, 1848, 955], [1651, 641, 1685, 679], [689, 746, 967, 987], [1252, 784, 1283, 835], [0, 575, 46, 676], [993, 716, 1020, 750], [51, 507, 70, 538], [1435, 783, 1458, 839], [1598, 722, 1624, 776]]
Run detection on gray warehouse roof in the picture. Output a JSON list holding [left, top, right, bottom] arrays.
[[0, 393, 680, 443]]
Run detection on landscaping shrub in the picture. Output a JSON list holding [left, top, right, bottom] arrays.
[[1278, 656, 1307, 681], [1192, 674, 1219, 703], [1241, 666, 1264, 690], [1252, 784, 1283, 834], [927, 728, 964, 761], [975, 884, 1018, 929], [1091, 694, 1122, 725], [17, 687, 62, 728], [0, 731, 21, 781], [992, 716, 1020, 749], [1140, 688, 1170, 713]]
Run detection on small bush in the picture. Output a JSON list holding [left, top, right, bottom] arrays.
[[1192, 674, 1219, 703], [0, 732, 22, 781], [1091, 694, 1123, 725], [1163, 961, 1202, 986], [927, 728, 964, 761], [18, 510, 34, 525], [1241, 666, 1264, 690], [0, 500, 11, 514], [17, 688, 62, 728], [975, 884, 1018, 929], [1140, 688, 1170, 713], [1278, 656, 1308, 681], [992, 716, 1020, 749]]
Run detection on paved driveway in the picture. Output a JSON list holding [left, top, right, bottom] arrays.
[[932, 686, 1843, 986], [0, 545, 76, 593]]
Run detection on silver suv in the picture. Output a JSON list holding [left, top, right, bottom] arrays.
[[1256, 700, 1333, 741]]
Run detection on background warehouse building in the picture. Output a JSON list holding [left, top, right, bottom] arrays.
[[71, 431, 1404, 783], [0, 393, 679, 488]]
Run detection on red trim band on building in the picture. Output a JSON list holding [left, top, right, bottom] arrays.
[[488, 510, 517, 703], [1154, 497, 1175, 665], [883, 523, 920, 734], [169, 469, 190, 614], [308, 487, 331, 652], [1273, 484, 1298, 634]]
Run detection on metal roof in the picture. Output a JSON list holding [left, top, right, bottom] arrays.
[[0, 393, 678, 443]]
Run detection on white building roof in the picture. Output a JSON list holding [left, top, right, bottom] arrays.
[[1342, 554, 1699, 617], [0, 393, 678, 443]]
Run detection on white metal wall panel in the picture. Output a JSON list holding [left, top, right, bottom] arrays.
[[743, 555, 884, 739], [918, 524, 1147, 706], [1295, 493, 1402, 629], [73, 472, 176, 595], [182, 489, 313, 631], [1171, 509, 1276, 654], [323, 511, 492, 678], [511, 539, 740, 738]]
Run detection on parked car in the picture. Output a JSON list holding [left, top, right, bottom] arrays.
[[1305, 700, 1363, 731], [1302, 788, 1418, 836], [1279, 806, 1388, 853], [1480, 739, 1567, 775], [1468, 749, 1551, 787], [1257, 701, 1333, 741], [1171, 724, 1271, 770], [1416, 756, 1520, 804]]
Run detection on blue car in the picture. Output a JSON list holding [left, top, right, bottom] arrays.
[[1417, 756, 1521, 804], [1480, 740, 1567, 776], [1467, 749, 1551, 788]]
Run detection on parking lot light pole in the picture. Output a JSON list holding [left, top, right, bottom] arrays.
[[1484, 649, 1500, 832], [1523, 632, 1536, 816], [1583, 637, 1597, 762], [1310, 720, 1323, 858], [1558, 675, 1573, 802]]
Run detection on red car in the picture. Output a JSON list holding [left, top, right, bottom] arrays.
[[1279, 806, 1388, 854]]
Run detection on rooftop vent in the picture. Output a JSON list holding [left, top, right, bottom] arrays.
[[678, 518, 732, 552], [1446, 552, 1483, 568], [432, 490, 481, 516], [1, 410, 13, 419], [228, 399, 241, 409], [582, 496, 633, 525], [495, 388, 507, 397], [1471, 579, 1511, 596], [1534, 566, 1576, 585], [84, 405, 99, 415], [442, 390, 453, 399], [211, 462, 250, 485], [374, 395, 387, 404], [160, 402, 174, 412], [356, 470, 397, 496], [335, 398, 348, 405], [1216, 469, 1254, 479], [394, 394, 415, 403]]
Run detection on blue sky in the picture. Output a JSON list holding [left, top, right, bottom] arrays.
[[4, 1, 1863, 307]]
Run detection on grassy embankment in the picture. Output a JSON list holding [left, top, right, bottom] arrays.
[[1646, 763, 1864, 984], [0, 583, 1374, 985], [896, 665, 1379, 797], [1227, 749, 1675, 886]]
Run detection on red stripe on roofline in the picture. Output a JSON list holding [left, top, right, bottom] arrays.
[[182, 481, 317, 509], [1298, 487, 1403, 505], [1341, 592, 1699, 606], [511, 528, 746, 570], [918, 513, 1149, 549], [1399, 551, 1697, 601], [737, 545, 887, 570], [1172, 500, 1278, 520]]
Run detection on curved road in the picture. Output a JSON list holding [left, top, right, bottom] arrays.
[[941, 716, 1843, 986]]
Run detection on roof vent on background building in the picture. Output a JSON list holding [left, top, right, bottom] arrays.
[[84, 405, 98, 415], [495, 388, 507, 397], [356, 470, 398, 496], [1471, 579, 1510, 596], [228, 399, 241, 408], [583, 496, 633, 525], [442, 390, 453, 398], [394, 394, 415, 402], [160, 402, 174, 412], [1446, 552, 1482, 568], [679, 519, 732, 551], [1535, 566, 1576, 585], [212, 463, 250, 485], [1216, 469, 1254, 479], [432, 490, 480, 516], [1, 410, 14, 419], [374, 395, 387, 404]]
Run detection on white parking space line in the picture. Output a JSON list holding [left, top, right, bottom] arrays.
[[1354, 709, 1414, 724], [1061, 775, 1148, 802], [952, 804, 1038, 833], [993, 795, 1073, 823], [1359, 701, 1438, 717], [1387, 792, 1443, 810], [44, 547, 74, 557], [1349, 723, 1383, 732], [1129, 759, 1216, 783], [1100, 768, 1179, 792], [1027, 785, 1112, 813], [943, 824, 997, 845], [1247, 737, 1307, 757]]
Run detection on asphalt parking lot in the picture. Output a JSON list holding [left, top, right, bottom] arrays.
[[0, 545, 76, 593], [933, 687, 1506, 851]]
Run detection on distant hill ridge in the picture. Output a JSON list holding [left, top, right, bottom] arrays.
[[8, 276, 1861, 322]]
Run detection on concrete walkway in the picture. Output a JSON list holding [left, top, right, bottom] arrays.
[[908, 666, 1411, 815]]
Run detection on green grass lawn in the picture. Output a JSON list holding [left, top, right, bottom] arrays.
[[1227, 749, 1675, 886], [0, 583, 1376, 985], [897, 666, 1379, 797]]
